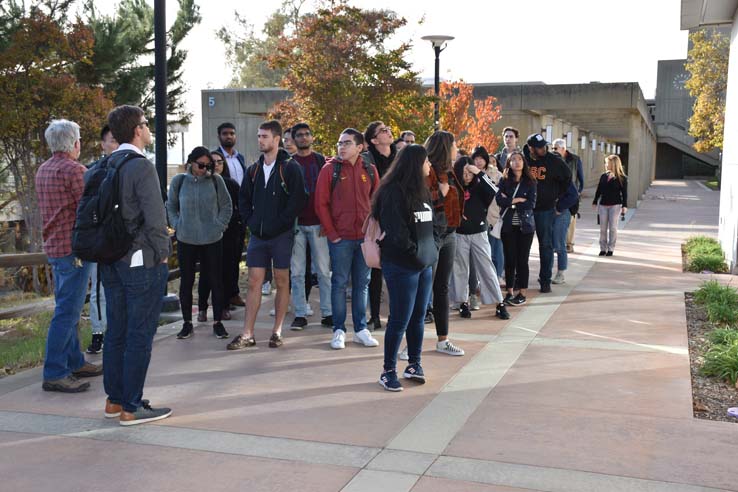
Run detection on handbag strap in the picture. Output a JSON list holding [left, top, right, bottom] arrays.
[[499, 181, 522, 220]]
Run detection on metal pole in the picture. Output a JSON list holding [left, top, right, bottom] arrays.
[[154, 0, 167, 202], [434, 45, 441, 131]]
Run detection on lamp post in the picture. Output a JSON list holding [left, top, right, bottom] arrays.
[[421, 35, 454, 131]]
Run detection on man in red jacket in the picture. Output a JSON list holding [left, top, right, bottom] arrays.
[[315, 128, 380, 350]]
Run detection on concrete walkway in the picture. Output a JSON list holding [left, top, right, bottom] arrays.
[[1, 179, 735, 492]]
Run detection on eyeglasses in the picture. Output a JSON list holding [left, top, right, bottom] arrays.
[[374, 127, 391, 138], [337, 140, 355, 147], [294, 132, 311, 138], [195, 160, 211, 169], [212, 159, 224, 164]]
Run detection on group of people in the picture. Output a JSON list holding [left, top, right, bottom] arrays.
[[35, 106, 630, 425]]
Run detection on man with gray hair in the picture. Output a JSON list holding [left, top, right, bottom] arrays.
[[36, 119, 103, 393], [551, 138, 584, 284]]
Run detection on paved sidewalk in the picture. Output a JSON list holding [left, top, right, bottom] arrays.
[[0, 180, 735, 491]]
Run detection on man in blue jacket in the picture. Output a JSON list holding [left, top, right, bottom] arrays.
[[227, 120, 306, 351]]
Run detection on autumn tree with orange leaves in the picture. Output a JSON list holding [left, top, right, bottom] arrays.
[[438, 81, 501, 153]]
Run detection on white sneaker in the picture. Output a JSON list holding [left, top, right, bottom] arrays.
[[331, 330, 346, 349], [449, 302, 460, 310], [261, 281, 272, 295], [552, 271, 566, 285], [353, 328, 379, 347], [305, 304, 314, 317], [436, 339, 465, 356], [269, 305, 291, 316], [469, 294, 481, 311], [398, 346, 409, 361]]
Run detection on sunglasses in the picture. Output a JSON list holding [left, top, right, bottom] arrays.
[[195, 161, 211, 169]]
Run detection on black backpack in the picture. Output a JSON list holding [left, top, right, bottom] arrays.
[[330, 156, 376, 192], [72, 151, 141, 264]]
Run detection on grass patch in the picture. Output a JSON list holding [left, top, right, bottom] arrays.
[[694, 281, 738, 386], [683, 236, 728, 273], [702, 333, 738, 385], [0, 312, 92, 375], [705, 179, 720, 190]]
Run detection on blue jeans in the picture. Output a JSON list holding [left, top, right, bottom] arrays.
[[101, 261, 168, 413], [553, 210, 571, 272], [534, 209, 555, 284], [43, 255, 92, 380], [382, 261, 432, 371], [488, 233, 505, 279], [291, 225, 332, 317], [328, 239, 369, 333], [88, 263, 107, 334]]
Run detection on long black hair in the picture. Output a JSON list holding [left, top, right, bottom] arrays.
[[453, 156, 479, 189], [372, 144, 431, 219]]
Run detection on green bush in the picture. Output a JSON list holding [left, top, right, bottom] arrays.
[[684, 236, 728, 273], [708, 328, 738, 346], [701, 340, 738, 385], [685, 235, 717, 250], [693, 280, 738, 305]]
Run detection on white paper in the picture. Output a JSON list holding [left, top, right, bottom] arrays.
[[130, 249, 144, 268]]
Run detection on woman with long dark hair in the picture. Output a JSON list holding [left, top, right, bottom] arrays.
[[373, 145, 437, 391], [496, 150, 537, 306], [399, 130, 465, 360], [167, 147, 232, 340], [197, 149, 241, 322]]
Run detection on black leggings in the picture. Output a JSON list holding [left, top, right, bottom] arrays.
[[369, 268, 382, 318], [500, 227, 534, 290], [432, 232, 456, 338], [179, 240, 224, 322], [199, 229, 239, 307]]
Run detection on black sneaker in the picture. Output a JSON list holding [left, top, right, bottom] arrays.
[[213, 322, 229, 339], [496, 303, 510, 320], [321, 315, 333, 327], [606, 251, 613, 256], [599, 251, 606, 256], [86, 333, 103, 354], [119, 401, 172, 426], [177, 322, 193, 339], [291, 316, 308, 331], [509, 293, 527, 306], [540, 282, 551, 294], [403, 363, 426, 384], [459, 303, 472, 319], [379, 370, 403, 392], [503, 293, 514, 306], [424, 308, 434, 324], [369, 317, 382, 331]]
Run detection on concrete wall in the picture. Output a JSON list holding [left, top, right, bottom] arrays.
[[719, 11, 738, 272]]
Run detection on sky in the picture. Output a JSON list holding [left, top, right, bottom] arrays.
[[150, 0, 690, 161]]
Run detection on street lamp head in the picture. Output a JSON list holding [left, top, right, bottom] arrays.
[[421, 35, 454, 49]]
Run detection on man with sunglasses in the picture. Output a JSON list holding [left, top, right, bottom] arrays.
[[362, 121, 397, 331]]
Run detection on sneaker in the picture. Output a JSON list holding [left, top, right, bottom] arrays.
[[105, 398, 150, 418], [353, 328, 379, 347], [261, 281, 272, 295], [496, 303, 510, 320], [321, 315, 333, 327], [509, 293, 527, 306], [599, 251, 606, 256], [177, 322, 194, 339], [197, 309, 207, 322], [459, 302, 472, 319], [331, 330, 346, 349], [269, 305, 291, 316], [552, 271, 565, 284], [503, 293, 514, 306], [379, 370, 403, 392], [229, 295, 245, 307], [469, 294, 481, 311], [424, 308, 434, 324], [86, 333, 103, 354], [436, 339, 465, 356], [119, 401, 172, 426], [213, 322, 229, 339], [368, 317, 382, 331], [540, 282, 552, 294], [42, 375, 90, 393], [305, 304, 314, 317], [398, 346, 409, 361], [606, 251, 613, 256], [268, 333, 283, 348], [290, 316, 308, 330], [403, 363, 426, 384], [226, 334, 255, 350], [72, 361, 103, 378]]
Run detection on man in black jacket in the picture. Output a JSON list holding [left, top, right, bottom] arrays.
[[525, 133, 574, 293], [227, 120, 306, 351]]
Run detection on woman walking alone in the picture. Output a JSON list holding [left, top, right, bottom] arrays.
[[593, 155, 628, 256], [373, 145, 437, 391], [497, 150, 537, 306]]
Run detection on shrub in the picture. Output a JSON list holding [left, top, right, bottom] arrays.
[[707, 303, 738, 326], [693, 280, 738, 306], [708, 328, 738, 346], [684, 236, 728, 273], [701, 340, 738, 385]]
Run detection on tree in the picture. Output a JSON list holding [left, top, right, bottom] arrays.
[[685, 29, 729, 152], [0, 7, 113, 263], [268, 1, 433, 154], [438, 81, 502, 153]]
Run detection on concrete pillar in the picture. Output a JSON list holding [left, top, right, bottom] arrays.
[[627, 113, 642, 208]]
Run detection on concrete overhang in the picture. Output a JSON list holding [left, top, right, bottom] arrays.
[[681, 0, 738, 29]]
